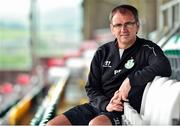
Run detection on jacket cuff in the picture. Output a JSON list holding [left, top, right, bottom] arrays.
[[101, 100, 110, 112], [128, 74, 137, 87]]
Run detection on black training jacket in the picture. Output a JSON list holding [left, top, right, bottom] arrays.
[[85, 37, 172, 112]]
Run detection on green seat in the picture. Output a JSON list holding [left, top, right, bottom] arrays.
[[164, 49, 180, 81], [164, 49, 180, 56]]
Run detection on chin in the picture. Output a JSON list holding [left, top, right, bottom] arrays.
[[121, 38, 130, 43]]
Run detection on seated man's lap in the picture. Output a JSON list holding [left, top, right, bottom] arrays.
[[63, 103, 98, 125], [63, 103, 123, 125], [100, 111, 123, 125]]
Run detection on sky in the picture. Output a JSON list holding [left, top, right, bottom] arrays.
[[38, 0, 82, 12], [0, 0, 30, 17], [0, 0, 82, 18]]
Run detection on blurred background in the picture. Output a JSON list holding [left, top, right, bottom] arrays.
[[0, 0, 180, 125]]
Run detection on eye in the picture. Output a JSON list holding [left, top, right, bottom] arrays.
[[112, 21, 136, 29], [113, 24, 122, 28], [125, 22, 136, 28]]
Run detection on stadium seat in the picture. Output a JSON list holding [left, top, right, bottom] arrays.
[[122, 76, 180, 125]]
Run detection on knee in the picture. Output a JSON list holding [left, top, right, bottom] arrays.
[[89, 115, 112, 126], [46, 119, 58, 126], [46, 114, 71, 125], [46, 121, 52, 126], [46, 119, 55, 126], [89, 118, 99, 126]]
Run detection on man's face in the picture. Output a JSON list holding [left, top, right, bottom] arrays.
[[110, 11, 139, 47]]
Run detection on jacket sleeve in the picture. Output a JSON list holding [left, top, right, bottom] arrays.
[[128, 44, 172, 87], [85, 49, 109, 112]]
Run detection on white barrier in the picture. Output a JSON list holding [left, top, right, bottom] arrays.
[[123, 76, 180, 125]]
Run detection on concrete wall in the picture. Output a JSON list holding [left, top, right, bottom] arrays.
[[83, 0, 157, 40]]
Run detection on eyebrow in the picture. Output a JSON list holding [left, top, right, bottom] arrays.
[[112, 21, 136, 25]]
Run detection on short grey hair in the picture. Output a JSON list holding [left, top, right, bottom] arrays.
[[109, 4, 139, 23]]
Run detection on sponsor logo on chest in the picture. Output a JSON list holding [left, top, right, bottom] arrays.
[[103, 60, 112, 67], [114, 69, 121, 75], [103, 57, 135, 75]]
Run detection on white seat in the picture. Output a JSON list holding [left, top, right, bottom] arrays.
[[124, 102, 143, 125], [150, 79, 175, 124], [143, 76, 168, 124], [143, 77, 180, 125], [123, 76, 180, 125], [140, 82, 151, 116], [157, 81, 180, 124]]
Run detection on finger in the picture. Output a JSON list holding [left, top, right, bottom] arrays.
[[118, 92, 122, 98], [110, 98, 114, 103], [113, 108, 123, 112], [108, 102, 124, 112], [117, 95, 123, 102], [115, 103, 123, 108], [121, 95, 129, 102], [110, 95, 117, 103], [111, 94, 119, 102], [113, 99, 123, 105], [111, 101, 123, 109], [113, 91, 119, 98], [115, 90, 119, 95], [112, 105, 123, 112]]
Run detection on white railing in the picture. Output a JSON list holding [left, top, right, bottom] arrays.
[[158, 0, 180, 31], [157, 0, 180, 47]]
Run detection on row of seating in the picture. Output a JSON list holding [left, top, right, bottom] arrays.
[[167, 57, 180, 80], [122, 76, 180, 125], [164, 49, 180, 56], [30, 67, 70, 126], [164, 49, 180, 80]]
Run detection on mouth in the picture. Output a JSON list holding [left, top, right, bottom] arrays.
[[120, 34, 129, 37]]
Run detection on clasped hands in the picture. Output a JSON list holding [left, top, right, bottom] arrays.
[[106, 78, 131, 112]]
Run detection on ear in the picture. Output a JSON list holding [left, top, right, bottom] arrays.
[[136, 22, 140, 34]]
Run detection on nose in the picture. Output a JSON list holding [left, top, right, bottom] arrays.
[[121, 25, 128, 32]]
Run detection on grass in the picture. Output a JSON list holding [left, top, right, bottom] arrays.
[[0, 28, 29, 40]]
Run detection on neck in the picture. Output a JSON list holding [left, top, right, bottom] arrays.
[[117, 38, 136, 49]]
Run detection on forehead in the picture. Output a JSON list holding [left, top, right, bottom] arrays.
[[111, 11, 135, 23]]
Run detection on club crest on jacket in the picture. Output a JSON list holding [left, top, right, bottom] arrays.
[[125, 57, 135, 69]]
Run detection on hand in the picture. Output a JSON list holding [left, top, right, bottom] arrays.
[[106, 91, 123, 112], [106, 78, 131, 112], [118, 77, 131, 102]]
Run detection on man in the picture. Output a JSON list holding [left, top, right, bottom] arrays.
[[47, 4, 171, 125]]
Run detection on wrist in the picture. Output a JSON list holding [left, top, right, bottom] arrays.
[[106, 104, 112, 112]]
